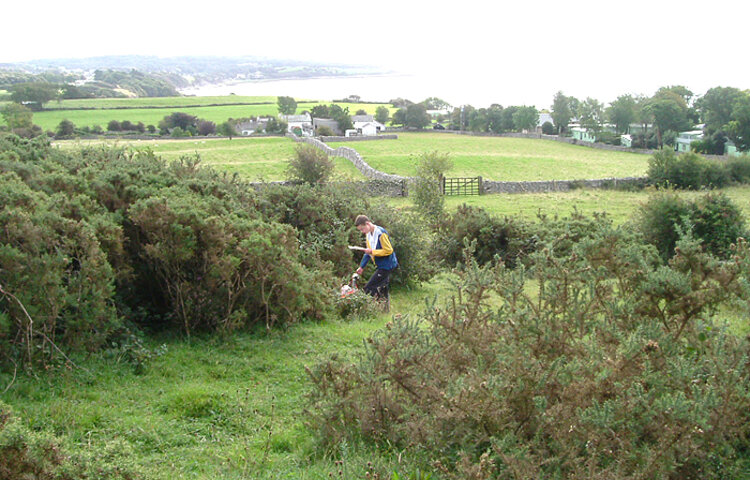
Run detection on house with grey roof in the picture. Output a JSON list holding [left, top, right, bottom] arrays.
[[351, 114, 385, 135], [313, 118, 343, 136]]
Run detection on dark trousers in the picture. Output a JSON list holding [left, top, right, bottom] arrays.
[[363, 268, 392, 299]]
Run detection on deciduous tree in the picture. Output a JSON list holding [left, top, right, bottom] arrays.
[[578, 97, 604, 134], [696, 86, 744, 133], [277, 96, 297, 115], [551, 91, 572, 134], [727, 92, 750, 152], [9, 82, 59, 110], [1, 103, 33, 129], [606, 94, 636, 134], [512, 105, 539, 132], [375, 106, 390, 124], [405, 103, 430, 129]]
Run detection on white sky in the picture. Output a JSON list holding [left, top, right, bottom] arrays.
[[1, 0, 748, 108]]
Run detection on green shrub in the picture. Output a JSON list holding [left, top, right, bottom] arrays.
[[335, 289, 380, 321], [0, 136, 345, 366], [638, 191, 747, 261], [308, 225, 750, 479], [130, 188, 332, 333], [0, 171, 120, 364], [410, 151, 453, 221], [647, 149, 730, 189], [435, 205, 534, 268], [637, 191, 692, 261], [286, 143, 334, 185], [316, 125, 335, 137], [256, 183, 368, 277], [726, 155, 750, 183], [690, 192, 747, 259]]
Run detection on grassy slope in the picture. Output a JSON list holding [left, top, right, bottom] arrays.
[[329, 132, 651, 180], [0, 275, 456, 479]]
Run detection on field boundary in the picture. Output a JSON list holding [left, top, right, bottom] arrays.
[[286, 132, 649, 196], [41, 101, 277, 111]]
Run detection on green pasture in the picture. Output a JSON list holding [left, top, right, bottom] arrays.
[[54, 137, 366, 181], [3, 96, 394, 131], [39, 95, 280, 109], [389, 185, 750, 225], [329, 132, 651, 181]]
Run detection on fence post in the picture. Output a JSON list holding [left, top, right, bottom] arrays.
[[477, 176, 482, 195]]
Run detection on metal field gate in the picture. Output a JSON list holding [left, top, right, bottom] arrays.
[[441, 176, 482, 196]]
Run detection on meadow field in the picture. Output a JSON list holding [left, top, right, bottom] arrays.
[[56, 132, 651, 184], [329, 132, 651, 180], [54, 134, 750, 223], [1, 96, 395, 131]]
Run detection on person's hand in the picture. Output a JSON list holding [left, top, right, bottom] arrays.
[[364, 248, 373, 255], [356, 267, 363, 276]]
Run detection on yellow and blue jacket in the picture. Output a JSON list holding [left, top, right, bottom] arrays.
[[360, 225, 398, 271]]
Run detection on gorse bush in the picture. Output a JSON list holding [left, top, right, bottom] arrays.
[[308, 221, 750, 479], [0, 134, 364, 366], [0, 170, 120, 365], [130, 189, 332, 334], [435, 204, 535, 268], [255, 183, 433, 286], [638, 190, 747, 261], [0, 400, 141, 479]]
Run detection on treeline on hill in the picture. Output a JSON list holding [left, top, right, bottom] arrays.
[[0, 134, 432, 370], [0, 69, 179, 107], [306, 151, 750, 478]]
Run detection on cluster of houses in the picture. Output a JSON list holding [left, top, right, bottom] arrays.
[[234, 113, 385, 138], [571, 123, 741, 156]]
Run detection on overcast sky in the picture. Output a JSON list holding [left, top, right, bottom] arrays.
[[2, 0, 748, 108]]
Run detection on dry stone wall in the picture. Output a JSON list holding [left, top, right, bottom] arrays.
[[287, 133, 406, 182], [319, 134, 399, 142], [483, 177, 647, 194], [284, 133, 649, 197]]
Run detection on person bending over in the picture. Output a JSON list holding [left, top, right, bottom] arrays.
[[354, 215, 398, 307]]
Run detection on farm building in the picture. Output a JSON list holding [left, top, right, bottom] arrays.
[[313, 118, 342, 136], [281, 113, 313, 136]]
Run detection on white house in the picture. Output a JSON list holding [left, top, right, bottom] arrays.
[[351, 114, 385, 135]]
